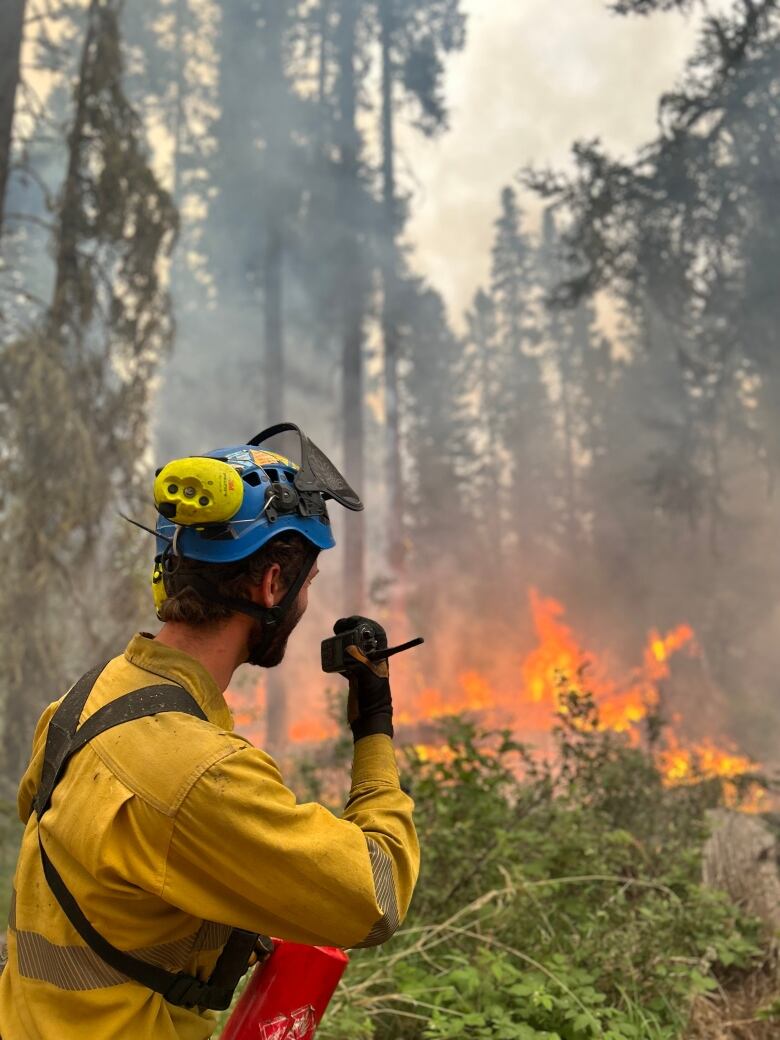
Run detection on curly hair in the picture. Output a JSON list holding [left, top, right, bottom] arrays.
[[157, 532, 313, 625]]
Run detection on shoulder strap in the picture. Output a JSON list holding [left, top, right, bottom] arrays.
[[36, 663, 108, 818], [36, 680, 206, 818], [35, 670, 259, 1010]]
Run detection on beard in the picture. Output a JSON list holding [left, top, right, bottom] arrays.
[[246, 601, 304, 668]]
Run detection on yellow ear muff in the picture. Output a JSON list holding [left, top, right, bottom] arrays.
[[154, 457, 244, 526], [151, 555, 167, 614]]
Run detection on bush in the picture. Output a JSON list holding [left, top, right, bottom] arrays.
[[313, 690, 762, 1040]]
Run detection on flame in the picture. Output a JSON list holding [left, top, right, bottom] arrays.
[[289, 717, 338, 743], [523, 591, 589, 703], [409, 744, 456, 765], [229, 586, 761, 810], [397, 590, 759, 806], [397, 672, 495, 726], [645, 624, 697, 680], [519, 588, 678, 734], [657, 734, 766, 811]]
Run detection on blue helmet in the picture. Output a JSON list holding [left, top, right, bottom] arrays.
[[151, 423, 363, 617], [154, 445, 337, 563]]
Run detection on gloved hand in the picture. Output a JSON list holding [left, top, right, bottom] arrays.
[[333, 616, 393, 742], [247, 935, 275, 968]]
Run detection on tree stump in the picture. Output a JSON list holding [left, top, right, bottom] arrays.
[[702, 809, 780, 938]]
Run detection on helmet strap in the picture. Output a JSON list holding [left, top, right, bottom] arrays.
[[174, 544, 320, 657]]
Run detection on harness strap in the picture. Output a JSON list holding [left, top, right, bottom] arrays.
[[35, 669, 261, 1011], [37, 682, 206, 818], [36, 664, 108, 817]]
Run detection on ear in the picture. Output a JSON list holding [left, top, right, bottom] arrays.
[[250, 563, 283, 608]]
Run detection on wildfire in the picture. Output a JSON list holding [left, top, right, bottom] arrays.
[[395, 589, 761, 806], [659, 736, 756, 785], [229, 587, 762, 809], [513, 590, 697, 737], [645, 624, 697, 681]]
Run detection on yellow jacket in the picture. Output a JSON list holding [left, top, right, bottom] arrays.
[[0, 634, 419, 1039]]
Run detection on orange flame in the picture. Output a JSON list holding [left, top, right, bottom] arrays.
[[645, 624, 697, 681], [230, 588, 761, 809], [396, 590, 758, 804]]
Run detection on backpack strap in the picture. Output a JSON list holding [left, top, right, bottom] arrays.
[[35, 663, 108, 817], [35, 668, 261, 1011]]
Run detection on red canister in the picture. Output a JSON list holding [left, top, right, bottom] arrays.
[[220, 941, 349, 1040]]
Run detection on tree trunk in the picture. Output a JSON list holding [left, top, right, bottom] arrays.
[[317, 0, 329, 109], [172, 0, 185, 206], [167, 0, 186, 308], [263, 224, 285, 431], [262, 0, 289, 755], [542, 208, 578, 543], [263, 227, 287, 757], [263, 224, 287, 754], [379, 0, 404, 581], [3, 0, 102, 783], [335, 0, 365, 612], [51, 0, 103, 332], [0, 0, 26, 238], [558, 340, 578, 542]]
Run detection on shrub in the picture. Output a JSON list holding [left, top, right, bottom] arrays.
[[314, 690, 762, 1040]]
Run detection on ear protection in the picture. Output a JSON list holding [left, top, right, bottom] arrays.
[[153, 457, 244, 526]]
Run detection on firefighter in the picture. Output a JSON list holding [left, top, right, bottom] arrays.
[[0, 423, 419, 1039]]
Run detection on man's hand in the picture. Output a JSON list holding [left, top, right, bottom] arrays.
[[333, 617, 393, 742]]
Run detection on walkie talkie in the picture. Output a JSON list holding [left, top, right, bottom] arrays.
[[321, 621, 424, 674]]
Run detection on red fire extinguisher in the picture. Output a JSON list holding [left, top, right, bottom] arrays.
[[221, 940, 349, 1040]]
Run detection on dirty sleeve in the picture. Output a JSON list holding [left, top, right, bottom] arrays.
[[162, 733, 420, 948]]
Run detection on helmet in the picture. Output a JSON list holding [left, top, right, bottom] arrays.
[[154, 447, 336, 564], [150, 422, 363, 622]]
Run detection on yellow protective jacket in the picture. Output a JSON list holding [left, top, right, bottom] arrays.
[[0, 634, 419, 1039]]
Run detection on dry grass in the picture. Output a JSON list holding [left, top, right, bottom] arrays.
[[686, 960, 780, 1040]]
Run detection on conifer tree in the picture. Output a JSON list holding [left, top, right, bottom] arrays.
[[465, 187, 554, 585], [403, 283, 474, 675], [493, 190, 554, 575], [375, 0, 466, 578], [525, 0, 780, 743], [0, 0, 177, 784]]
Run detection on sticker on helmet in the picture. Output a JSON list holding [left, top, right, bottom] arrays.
[[223, 450, 254, 470], [251, 449, 298, 470]]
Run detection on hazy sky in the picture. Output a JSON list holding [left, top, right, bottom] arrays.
[[400, 0, 701, 327], [20, 0, 700, 337]]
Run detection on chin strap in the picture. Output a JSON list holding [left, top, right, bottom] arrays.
[[175, 544, 320, 657]]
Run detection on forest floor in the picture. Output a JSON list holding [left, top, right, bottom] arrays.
[[686, 961, 779, 1039]]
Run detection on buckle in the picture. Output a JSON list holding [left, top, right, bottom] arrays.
[[164, 973, 209, 1008], [164, 972, 232, 1011]]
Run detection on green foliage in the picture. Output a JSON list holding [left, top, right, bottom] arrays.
[[314, 693, 762, 1040], [757, 996, 780, 1021], [0, 799, 21, 920]]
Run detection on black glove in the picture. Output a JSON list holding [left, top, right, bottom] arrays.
[[333, 616, 393, 742]]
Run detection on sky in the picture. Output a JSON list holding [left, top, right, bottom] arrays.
[[400, 0, 702, 328], [19, 0, 701, 333]]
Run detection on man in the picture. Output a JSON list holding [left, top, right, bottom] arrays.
[[0, 423, 419, 1039]]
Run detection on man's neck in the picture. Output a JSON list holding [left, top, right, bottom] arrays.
[[153, 619, 249, 693]]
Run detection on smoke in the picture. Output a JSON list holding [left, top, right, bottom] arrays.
[[4, 0, 778, 780]]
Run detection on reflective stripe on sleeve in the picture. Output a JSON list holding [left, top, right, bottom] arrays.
[[355, 838, 401, 948]]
